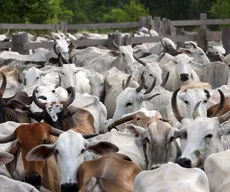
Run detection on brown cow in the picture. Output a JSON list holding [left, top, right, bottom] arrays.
[[78, 153, 141, 192], [0, 122, 63, 191], [207, 97, 230, 117]]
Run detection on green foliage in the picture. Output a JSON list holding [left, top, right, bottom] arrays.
[[0, 0, 73, 24], [210, 0, 230, 18]]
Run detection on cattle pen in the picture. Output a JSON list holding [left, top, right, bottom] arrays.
[[1, 13, 230, 54]]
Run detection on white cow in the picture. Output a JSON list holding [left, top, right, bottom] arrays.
[[176, 110, 230, 168], [134, 162, 210, 192], [162, 53, 200, 91], [204, 150, 230, 192]]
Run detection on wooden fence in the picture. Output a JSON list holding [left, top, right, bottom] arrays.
[[1, 13, 230, 54]]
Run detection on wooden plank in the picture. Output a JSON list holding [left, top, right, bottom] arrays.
[[0, 42, 12, 49], [24, 42, 55, 50], [67, 22, 139, 30], [171, 19, 230, 27], [197, 28, 207, 51], [222, 28, 230, 54], [206, 31, 222, 41], [0, 23, 60, 30]]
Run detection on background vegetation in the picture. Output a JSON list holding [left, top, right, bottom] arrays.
[[0, 0, 228, 24]]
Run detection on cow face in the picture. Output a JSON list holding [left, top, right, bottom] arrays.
[[173, 54, 193, 82], [54, 39, 69, 62], [89, 72, 105, 100], [143, 63, 162, 87], [177, 88, 210, 118], [176, 116, 230, 168], [127, 121, 179, 170], [26, 130, 118, 191]]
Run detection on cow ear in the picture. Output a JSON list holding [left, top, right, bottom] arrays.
[[108, 50, 119, 57], [126, 124, 145, 137], [26, 144, 56, 161], [174, 128, 187, 139], [0, 152, 14, 166], [87, 141, 119, 155], [5, 143, 21, 178]]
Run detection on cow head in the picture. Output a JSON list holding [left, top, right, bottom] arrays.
[[53, 38, 69, 62], [112, 74, 160, 121], [26, 130, 118, 192], [0, 123, 63, 188], [173, 54, 193, 82], [32, 86, 75, 129], [183, 42, 210, 64], [176, 106, 230, 168], [127, 121, 180, 170], [89, 72, 105, 101]]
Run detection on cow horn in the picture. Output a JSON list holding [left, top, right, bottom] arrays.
[[0, 133, 16, 143], [122, 75, 132, 90], [171, 89, 183, 122], [161, 72, 169, 88], [32, 87, 46, 109], [144, 77, 156, 94], [82, 133, 99, 139], [204, 89, 211, 99], [53, 42, 59, 55], [218, 111, 230, 124], [0, 72, 6, 98], [58, 55, 63, 67], [210, 89, 225, 117], [5, 28, 10, 36], [55, 74, 61, 88], [146, 92, 161, 100], [136, 73, 145, 93], [123, 34, 129, 45], [108, 114, 135, 131], [156, 51, 166, 62], [133, 55, 146, 66], [193, 101, 202, 119], [190, 42, 197, 49], [112, 40, 119, 50], [50, 127, 64, 136], [62, 87, 75, 108]]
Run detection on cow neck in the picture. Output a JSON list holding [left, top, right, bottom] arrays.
[[43, 110, 63, 130]]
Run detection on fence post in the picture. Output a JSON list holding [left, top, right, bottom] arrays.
[[12, 32, 29, 55], [200, 13, 207, 29], [140, 16, 152, 29], [60, 21, 68, 33], [154, 17, 161, 34], [222, 28, 230, 54], [162, 18, 171, 36], [197, 28, 207, 51], [107, 30, 122, 50], [176, 28, 184, 48]]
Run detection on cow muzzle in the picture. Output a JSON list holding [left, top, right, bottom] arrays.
[[25, 173, 42, 187], [180, 73, 189, 81], [61, 182, 78, 192], [176, 157, 192, 168]]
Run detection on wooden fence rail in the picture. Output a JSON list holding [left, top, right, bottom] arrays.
[[0, 13, 230, 54]]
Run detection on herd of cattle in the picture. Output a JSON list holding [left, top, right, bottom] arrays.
[[0, 27, 230, 191]]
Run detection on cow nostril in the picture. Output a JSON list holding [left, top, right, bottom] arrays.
[[61, 183, 78, 192], [25, 173, 42, 186], [176, 157, 192, 168], [180, 73, 189, 81]]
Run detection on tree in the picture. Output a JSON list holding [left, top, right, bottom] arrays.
[[0, 0, 72, 24], [210, 0, 230, 18]]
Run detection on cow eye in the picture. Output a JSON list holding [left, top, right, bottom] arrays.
[[149, 74, 153, 77], [55, 149, 59, 154], [36, 77, 39, 79], [81, 149, 85, 154], [126, 102, 133, 107], [204, 100, 207, 103], [174, 61, 177, 64], [52, 90, 55, 93], [184, 100, 189, 104], [100, 83, 103, 86], [200, 53, 204, 56], [205, 134, 213, 139], [122, 53, 125, 56], [43, 139, 48, 144]]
